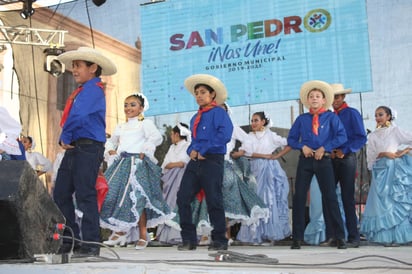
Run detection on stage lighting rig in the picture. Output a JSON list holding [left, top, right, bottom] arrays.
[[44, 47, 65, 77], [20, 0, 36, 19]]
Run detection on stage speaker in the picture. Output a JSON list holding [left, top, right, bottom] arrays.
[[0, 161, 65, 260]]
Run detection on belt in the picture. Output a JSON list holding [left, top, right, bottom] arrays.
[[301, 152, 331, 158], [70, 138, 103, 146]]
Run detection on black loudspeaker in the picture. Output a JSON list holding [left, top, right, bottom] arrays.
[[0, 161, 65, 260]]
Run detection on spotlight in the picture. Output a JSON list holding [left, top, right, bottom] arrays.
[[20, 0, 36, 19], [44, 47, 65, 77], [92, 0, 106, 6]]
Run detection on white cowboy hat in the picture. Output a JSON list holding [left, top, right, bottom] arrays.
[[184, 74, 227, 105], [300, 80, 334, 109], [58, 47, 117, 76], [330, 83, 352, 95]]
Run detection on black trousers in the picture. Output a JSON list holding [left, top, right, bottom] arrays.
[[292, 155, 345, 241], [176, 154, 227, 245]]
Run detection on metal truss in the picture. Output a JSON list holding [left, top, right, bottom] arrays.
[[0, 25, 67, 47]]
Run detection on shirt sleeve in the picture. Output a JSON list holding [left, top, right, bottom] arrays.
[[141, 119, 163, 163], [200, 110, 233, 156], [234, 126, 253, 156], [287, 116, 304, 150], [60, 80, 105, 144], [31, 152, 53, 172], [104, 124, 121, 156], [394, 126, 412, 146], [323, 115, 347, 152], [342, 109, 367, 154], [366, 134, 378, 170]]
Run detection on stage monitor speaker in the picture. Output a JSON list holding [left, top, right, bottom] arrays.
[[0, 161, 65, 260]]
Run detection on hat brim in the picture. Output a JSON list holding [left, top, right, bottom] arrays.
[[184, 74, 227, 105], [300, 80, 334, 109], [58, 47, 117, 76], [333, 88, 352, 95]]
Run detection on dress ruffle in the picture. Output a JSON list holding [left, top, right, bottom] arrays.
[[237, 158, 291, 243], [156, 167, 186, 244], [100, 156, 174, 234], [360, 155, 412, 244], [166, 157, 269, 239]]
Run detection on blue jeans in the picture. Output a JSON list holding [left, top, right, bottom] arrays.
[[53, 142, 104, 245], [323, 152, 359, 241], [177, 154, 227, 245], [292, 155, 345, 241]]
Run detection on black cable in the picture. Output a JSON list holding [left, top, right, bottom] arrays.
[[26, 16, 45, 155], [57, 252, 412, 271], [61, 235, 121, 260], [47, 0, 64, 21], [84, 0, 95, 48], [55, 226, 412, 270]]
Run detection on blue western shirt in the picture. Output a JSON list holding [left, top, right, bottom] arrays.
[[188, 106, 233, 156], [335, 107, 367, 154], [288, 111, 347, 153], [59, 77, 106, 145]]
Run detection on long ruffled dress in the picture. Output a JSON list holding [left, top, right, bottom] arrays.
[[168, 126, 269, 240], [170, 157, 269, 238], [100, 117, 174, 240], [236, 128, 291, 243], [360, 125, 412, 244], [101, 155, 174, 232], [156, 139, 190, 244]]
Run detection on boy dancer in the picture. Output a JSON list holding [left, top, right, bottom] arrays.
[[177, 74, 233, 251], [287, 80, 347, 249]]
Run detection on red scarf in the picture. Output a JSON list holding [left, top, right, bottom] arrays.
[[60, 82, 104, 127], [192, 101, 217, 138], [334, 102, 348, 114], [60, 86, 83, 127], [309, 107, 327, 135]]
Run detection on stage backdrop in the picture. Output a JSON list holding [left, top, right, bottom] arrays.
[[141, 0, 372, 116]]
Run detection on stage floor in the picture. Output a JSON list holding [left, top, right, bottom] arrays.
[[0, 241, 411, 274]]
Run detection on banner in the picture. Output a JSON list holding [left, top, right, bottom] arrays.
[[141, 0, 372, 116]]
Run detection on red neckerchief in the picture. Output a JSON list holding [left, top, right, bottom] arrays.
[[60, 82, 104, 127], [309, 107, 327, 135], [192, 101, 217, 138], [334, 102, 348, 114]]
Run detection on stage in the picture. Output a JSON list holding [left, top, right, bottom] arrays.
[[0, 241, 411, 273]]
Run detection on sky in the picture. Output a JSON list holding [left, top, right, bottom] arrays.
[[46, 0, 148, 47]]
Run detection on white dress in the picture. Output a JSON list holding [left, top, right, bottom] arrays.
[[25, 151, 52, 173], [223, 126, 269, 228], [237, 128, 291, 243], [360, 124, 412, 244], [156, 139, 190, 244], [105, 117, 162, 165], [100, 117, 174, 241]]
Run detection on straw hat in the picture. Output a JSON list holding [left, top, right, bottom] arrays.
[[184, 74, 227, 105], [330, 83, 352, 95], [300, 80, 334, 109], [58, 47, 117, 76]]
